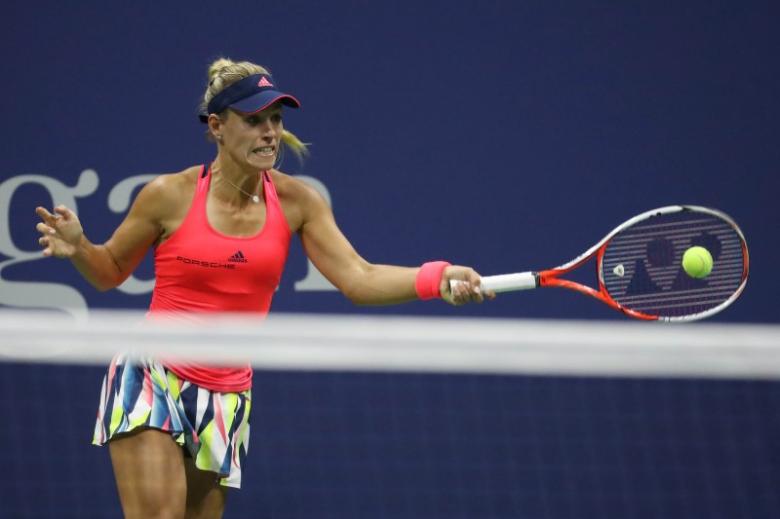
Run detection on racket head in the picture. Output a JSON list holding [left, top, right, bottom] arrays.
[[596, 206, 749, 321]]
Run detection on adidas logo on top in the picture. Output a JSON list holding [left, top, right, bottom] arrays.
[[257, 77, 273, 88], [228, 250, 248, 263]]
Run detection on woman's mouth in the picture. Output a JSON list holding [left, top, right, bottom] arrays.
[[253, 146, 275, 157]]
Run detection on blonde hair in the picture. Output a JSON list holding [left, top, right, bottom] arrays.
[[201, 58, 308, 161]]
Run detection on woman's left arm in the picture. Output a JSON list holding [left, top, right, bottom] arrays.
[[296, 182, 488, 306]]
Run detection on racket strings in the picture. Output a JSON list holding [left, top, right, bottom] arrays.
[[601, 211, 746, 318]]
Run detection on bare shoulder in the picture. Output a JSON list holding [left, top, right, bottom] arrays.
[[141, 166, 200, 203], [270, 170, 329, 231], [270, 170, 322, 202], [133, 166, 201, 218]]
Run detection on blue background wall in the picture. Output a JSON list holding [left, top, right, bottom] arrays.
[[1, 2, 779, 517], [2, 1, 777, 322]]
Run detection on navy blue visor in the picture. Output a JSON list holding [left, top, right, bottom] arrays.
[[199, 74, 300, 123]]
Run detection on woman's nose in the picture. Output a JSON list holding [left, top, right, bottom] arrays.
[[259, 119, 278, 136]]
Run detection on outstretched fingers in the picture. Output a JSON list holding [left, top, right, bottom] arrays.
[[36, 221, 54, 234], [34, 205, 80, 258], [53, 205, 74, 220], [35, 220, 56, 256], [35, 206, 56, 224]]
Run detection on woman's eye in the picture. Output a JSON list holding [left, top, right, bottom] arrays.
[[245, 113, 281, 126]]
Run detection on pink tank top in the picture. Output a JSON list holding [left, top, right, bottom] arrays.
[[149, 165, 291, 391]]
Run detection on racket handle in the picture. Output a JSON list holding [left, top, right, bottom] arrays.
[[450, 272, 539, 294]]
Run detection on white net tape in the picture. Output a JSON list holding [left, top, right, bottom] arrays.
[[1, 310, 779, 379]]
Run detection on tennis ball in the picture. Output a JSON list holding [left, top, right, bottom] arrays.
[[682, 246, 713, 278]]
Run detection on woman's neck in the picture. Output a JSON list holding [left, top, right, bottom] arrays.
[[211, 152, 264, 204]]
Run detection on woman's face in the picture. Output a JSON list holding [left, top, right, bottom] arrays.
[[217, 102, 284, 171]]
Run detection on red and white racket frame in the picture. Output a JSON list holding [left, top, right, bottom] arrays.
[[468, 205, 749, 322]]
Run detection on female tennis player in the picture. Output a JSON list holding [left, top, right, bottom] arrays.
[[34, 58, 491, 518]]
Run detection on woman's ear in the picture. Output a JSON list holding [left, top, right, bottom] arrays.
[[207, 113, 224, 142]]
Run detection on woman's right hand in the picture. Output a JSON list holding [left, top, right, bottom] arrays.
[[35, 205, 84, 258]]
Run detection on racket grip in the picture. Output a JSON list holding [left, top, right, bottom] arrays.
[[449, 272, 539, 294]]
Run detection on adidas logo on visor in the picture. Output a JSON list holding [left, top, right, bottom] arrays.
[[228, 251, 248, 263]]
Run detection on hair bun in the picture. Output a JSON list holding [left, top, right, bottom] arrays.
[[208, 58, 236, 81]]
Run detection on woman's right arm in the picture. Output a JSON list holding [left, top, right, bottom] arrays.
[[35, 175, 174, 291]]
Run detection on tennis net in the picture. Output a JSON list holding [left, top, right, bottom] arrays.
[[1, 310, 779, 518]]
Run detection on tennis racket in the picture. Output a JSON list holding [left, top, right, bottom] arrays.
[[459, 205, 749, 321]]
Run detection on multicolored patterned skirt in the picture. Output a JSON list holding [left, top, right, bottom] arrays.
[[92, 354, 251, 488]]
